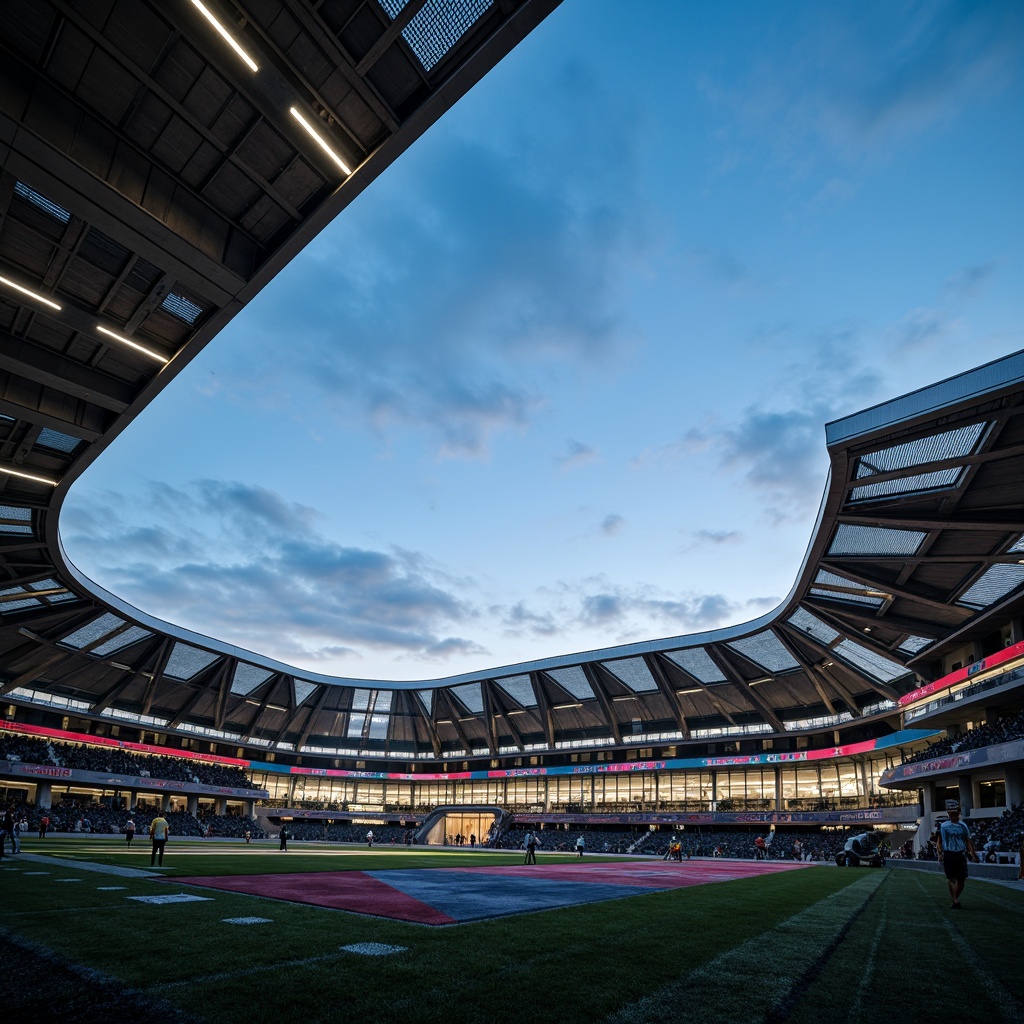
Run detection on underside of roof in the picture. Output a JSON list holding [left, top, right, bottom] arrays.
[[0, 1, 1022, 762]]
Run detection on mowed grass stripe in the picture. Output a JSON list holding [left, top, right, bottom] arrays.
[[786, 870, 1024, 1024], [907, 873, 1023, 1024], [605, 871, 886, 1024]]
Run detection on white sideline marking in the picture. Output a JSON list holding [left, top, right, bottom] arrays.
[[128, 893, 213, 905], [54, 878, 82, 883], [341, 942, 407, 956], [97, 886, 127, 891], [223, 917, 273, 925], [23, 871, 50, 875]]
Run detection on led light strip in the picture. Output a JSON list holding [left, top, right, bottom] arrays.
[[0, 274, 61, 311], [0, 465, 58, 486], [289, 107, 352, 174], [96, 325, 169, 364], [189, 0, 258, 72]]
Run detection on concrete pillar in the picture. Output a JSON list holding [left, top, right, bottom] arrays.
[[957, 775, 974, 815], [775, 768, 783, 812], [214, 797, 226, 814], [161, 793, 171, 811], [129, 789, 137, 811], [186, 795, 198, 815], [1004, 767, 1024, 809], [244, 799, 255, 818], [36, 782, 52, 809], [711, 771, 718, 810]]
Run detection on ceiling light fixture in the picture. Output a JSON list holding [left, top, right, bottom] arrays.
[[95, 326, 168, 364], [612, 695, 638, 702], [189, 0, 259, 72], [677, 687, 702, 695], [0, 465, 57, 486], [553, 702, 583, 710], [289, 107, 352, 174], [0, 274, 61, 311]]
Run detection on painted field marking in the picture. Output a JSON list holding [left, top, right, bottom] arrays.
[[54, 878, 82, 883], [23, 871, 50, 875], [96, 886, 127, 891], [223, 917, 273, 925], [341, 942, 408, 956], [128, 893, 213, 905]]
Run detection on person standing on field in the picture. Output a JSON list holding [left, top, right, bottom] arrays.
[[936, 800, 979, 909], [150, 812, 170, 867]]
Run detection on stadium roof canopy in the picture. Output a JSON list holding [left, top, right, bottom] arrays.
[[0, 1, 1022, 761]]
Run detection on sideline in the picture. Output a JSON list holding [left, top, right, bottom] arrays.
[[12, 853, 164, 878]]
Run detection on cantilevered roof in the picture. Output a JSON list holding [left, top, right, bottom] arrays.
[[1, 2, 1023, 761]]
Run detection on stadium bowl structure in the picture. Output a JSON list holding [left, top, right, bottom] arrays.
[[1, 1, 1023, 765]]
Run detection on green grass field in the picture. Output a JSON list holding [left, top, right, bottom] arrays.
[[1, 837, 1021, 1024]]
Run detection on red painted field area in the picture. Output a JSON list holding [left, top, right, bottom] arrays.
[[170, 858, 810, 925]]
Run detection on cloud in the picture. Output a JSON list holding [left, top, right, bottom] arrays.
[[886, 307, 962, 352], [212, 66, 653, 460], [556, 440, 599, 472], [943, 262, 996, 301], [701, 2, 1024, 178], [61, 481, 480, 671], [601, 514, 625, 536], [694, 529, 742, 545], [574, 582, 778, 637]]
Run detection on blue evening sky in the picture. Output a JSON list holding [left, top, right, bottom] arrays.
[[61, 1, 1024, 681]]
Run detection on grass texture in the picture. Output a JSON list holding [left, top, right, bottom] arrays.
[[1, 837, 1021, 1024]]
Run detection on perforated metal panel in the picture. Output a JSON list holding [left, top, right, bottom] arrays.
[[92, 626, 153, 657], [727, 632, 799, 672], [0, 505, 31, 535], [231, 663, 274, 696], [787, 607, 840, 645], [494, 674, 537, 707], [834, 640, 909, 681], [664, 648, 725, 683], [294, 680, 318, 706], [602, 657, 658, 692], [164, 643, 219, 680], [829, 524, 926, 556], [850, 468, 963, 502], [417, 690, 433, 714], [546, 666, 594, 700], [855, 422, 986, 476], [379, 0, 495, 71], [451, 682, 484, 713], [898, 635, 932, 654], [60, 613, 124, 649], [957, 564, 1024, 609]]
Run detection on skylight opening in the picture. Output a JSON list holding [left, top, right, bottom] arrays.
[[161, 292, 204, 326], [294, 679, 318, 705], [451, 682, 484, 713], [14, 181, 70, 223], [727, 631, 799, 672], [898, 635, 932, 655], [833, 640, 910, 682], [664, 647, 725, 683], [36, 428, 82, 454], [957, 564, 1024, 609], [163, 642, 219, 680], [0, 505, 32, 535], [850, 468, 964, 502], [602, 657, 659, 692], [494, 673, 537, 707], [829, 524, 926, 557], [546, 666, 594, 700], [231, 663, 274, 696], [91, 625, 153, 656], [855, 422, 987, 475], [379, 0, 494, 72], [787, 607, 840, 645], [61, 612, 125, 650]]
